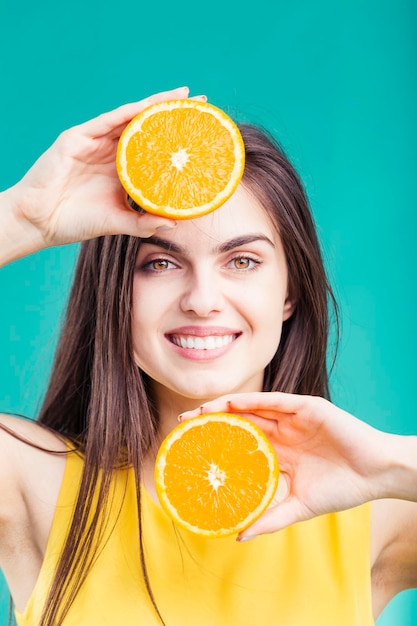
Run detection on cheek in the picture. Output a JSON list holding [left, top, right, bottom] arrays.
[[131, 291, 152, 361], [255, 285, 287, 339], [131, 280, 161, 331], [131, 317, 143, 366], [131, 323, 155, 374], [249, 276, 289, 319], [131, 280, 175, 367], [261, 309, 284, 356]]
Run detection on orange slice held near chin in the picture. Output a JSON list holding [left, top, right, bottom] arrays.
[[116, 100, 245, 219], [154, 413, 280, 538]]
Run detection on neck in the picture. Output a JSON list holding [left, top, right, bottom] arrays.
[[152, 386, 212, 443], [142, 386, 212, 500], [149, 373, 266, 442]]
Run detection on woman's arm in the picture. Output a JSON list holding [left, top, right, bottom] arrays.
[[0, 86, 206, 267]]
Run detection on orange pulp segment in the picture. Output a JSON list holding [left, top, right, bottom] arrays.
[[154, 413, 279, 537]]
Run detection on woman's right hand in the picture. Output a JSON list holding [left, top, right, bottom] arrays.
[[2, 87, 205, 263]]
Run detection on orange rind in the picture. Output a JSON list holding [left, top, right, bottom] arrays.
[[116, 100, 245, 219], [154, 413, 279, 537]]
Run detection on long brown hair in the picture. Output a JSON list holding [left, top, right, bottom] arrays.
[[240, 125, 338, 397], [30, 124, 338, 624]]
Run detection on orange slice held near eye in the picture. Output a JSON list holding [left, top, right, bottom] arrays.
[[116, 100, 245, 219], [154, 413, 279, 538]]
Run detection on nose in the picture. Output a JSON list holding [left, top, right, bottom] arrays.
[[180, 268, 224, 317]]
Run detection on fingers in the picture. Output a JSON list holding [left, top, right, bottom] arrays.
[[82, 86, 190, 137], [237, 499, 305, 540], [179, 392, 309, 421], [79, 87, 207, 139]]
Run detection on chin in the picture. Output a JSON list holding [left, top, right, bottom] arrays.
[[172, 377, 259, 403], [149, 370, 264, 406], [177, 386, 226, 402]]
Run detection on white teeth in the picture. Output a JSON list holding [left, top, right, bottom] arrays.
[[194, 337, 205, 349], [205, 336, 216, 350], [171, 334, 235, 350]]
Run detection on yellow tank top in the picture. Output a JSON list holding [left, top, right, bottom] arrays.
[[16, 449, 374, 625]]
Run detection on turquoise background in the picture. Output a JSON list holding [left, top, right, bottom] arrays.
[[0, 0, 416, 623]]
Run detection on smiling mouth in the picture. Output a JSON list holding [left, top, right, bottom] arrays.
[[169, 334, 239, 350]]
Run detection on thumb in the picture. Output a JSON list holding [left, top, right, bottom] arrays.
[[237, 498, 308, 540]]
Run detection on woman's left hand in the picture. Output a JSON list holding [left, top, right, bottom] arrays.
[[180, 392, 403, 539]]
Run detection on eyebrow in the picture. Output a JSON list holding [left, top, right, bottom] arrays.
[[217, 234, 275, 253], [143, 234, 276, 255]]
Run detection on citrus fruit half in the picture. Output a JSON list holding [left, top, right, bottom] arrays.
[[116, 100, 245, 219], [154, 413, 279, 537]]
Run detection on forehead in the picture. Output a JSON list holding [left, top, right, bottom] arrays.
[[157, 184, 279, 250]]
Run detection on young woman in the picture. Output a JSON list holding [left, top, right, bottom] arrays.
[[1, 86, 416, 626]]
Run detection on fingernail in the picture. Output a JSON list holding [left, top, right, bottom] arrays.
[[156, 222, 177, 231], [179, 86, 189, 93], [177, 414, 183, 422], [195, 95, 207, 101], [237, 535, 258, 543]]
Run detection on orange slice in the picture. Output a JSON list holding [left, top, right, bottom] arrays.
[[116, 100, 245, 219], [154, 413, 279, 537]]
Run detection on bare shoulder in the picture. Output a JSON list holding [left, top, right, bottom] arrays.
[[0, 412, 65, 448], [0, 413, 67, 522], [371, 498, 417, 616]]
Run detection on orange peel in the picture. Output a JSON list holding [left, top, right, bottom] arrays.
[[154, 413, 279, 537], [116, 100, 245, 219]]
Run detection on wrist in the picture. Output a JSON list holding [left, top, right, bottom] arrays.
[[0, 184, 46, 266]]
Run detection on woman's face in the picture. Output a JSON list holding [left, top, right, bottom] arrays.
[[132, 184, 294, 410]]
